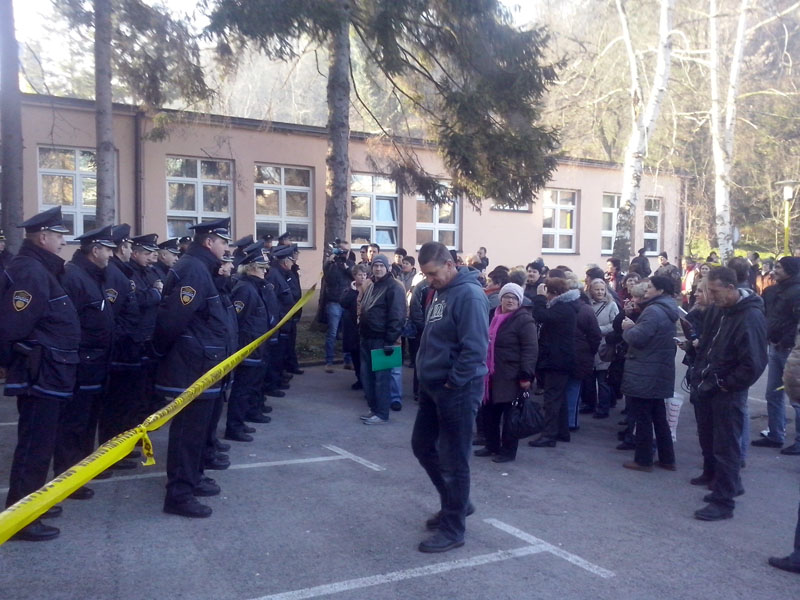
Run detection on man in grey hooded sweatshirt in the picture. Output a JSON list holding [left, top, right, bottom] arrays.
[[412, 241, 489, 553]]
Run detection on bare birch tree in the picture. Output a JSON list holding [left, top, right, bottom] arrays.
[[612, 0, 674, 265]]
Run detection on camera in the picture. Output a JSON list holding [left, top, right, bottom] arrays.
[[328, 238, 346, 256]]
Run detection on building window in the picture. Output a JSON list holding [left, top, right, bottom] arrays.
[[166, 157, 232, 238], [38, 146, 101, 237], [601, 193, 621, 255], [350, 174, 398, 249], [643, 196, 661, 254], [416, 197, 459, 249], [491, 200, 532, 212], [541, 188, 577, 253], [254, 164, 313, 246]]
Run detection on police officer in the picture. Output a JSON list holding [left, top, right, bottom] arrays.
[[128, 234, 163, 425], [226, 245, 272, 442], [232, 234, 254, 260], [266, 244, 298, 384], [100, 224, 141, 470], [153, 237, 180, 282], [55, 225, 117, 500], [154, 218, 233, 518], [1, 206, 80, 541]]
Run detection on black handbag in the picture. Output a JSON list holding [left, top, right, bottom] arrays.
[[507, 389, 544, 439]]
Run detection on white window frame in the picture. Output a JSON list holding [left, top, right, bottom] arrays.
[[643, 196, 662, 255], [38, 146, 106, 238], [350, 174, 399, 250], [165, 156, 233, 238], [541, 188, 578, 254], [253, 164, 314, 247], [415, 196, 459, 250], [601, 193, 621, 255], [491, 200, 532, 213]]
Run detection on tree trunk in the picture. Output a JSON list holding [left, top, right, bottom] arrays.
[[0, 0, 24, 252], [94, 0, 115, 227], [324, 0, 351, 250], [709, 0, 750, 260], [612, 0, 673, 267]]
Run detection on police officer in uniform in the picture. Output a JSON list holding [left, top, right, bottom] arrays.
[[100, 224, 141, 470], [154, 218, 233, 518], [1, 206, 80, 541], [266, 244, 297, 384], [153, 237, 180, 282], [55, 225, 117, 500]]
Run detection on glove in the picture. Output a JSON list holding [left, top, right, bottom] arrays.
[[383, 345, 395, 356]]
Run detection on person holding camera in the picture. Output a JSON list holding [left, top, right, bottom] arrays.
[[322, 240, 355, 372]]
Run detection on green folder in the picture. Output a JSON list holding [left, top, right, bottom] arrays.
[[371, 345, 402, 371]]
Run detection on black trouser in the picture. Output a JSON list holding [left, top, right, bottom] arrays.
[[629, 396, 674, 466], [53, 386, 97, 476], [102, 368, 145, 444], [227, 365, 261, 434], [541, 370, 570, 441], [262, 341, 282, 392], [349, 346, 362, 384], [409, 336, 420, 399], [285, 319, 300, 371], [707, 389, 746, 511], [484, 402, 518, 458], [166, 395, 215, 504], [5, 395, 60, 507], [692, 394, 715, 476], [204, 392, 225, 465]]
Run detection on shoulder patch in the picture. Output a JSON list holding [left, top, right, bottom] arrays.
[[13, 290, 32, 312], [105, 288, 119, 303], [180, 286, 197, 306], [234, 300, 245, 314]]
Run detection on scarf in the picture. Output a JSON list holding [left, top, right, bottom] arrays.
[[483, 308, 515, 404]]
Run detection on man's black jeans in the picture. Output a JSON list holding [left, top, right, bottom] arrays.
[[412, 377, 483, 542], [707, 389, 746, 511]]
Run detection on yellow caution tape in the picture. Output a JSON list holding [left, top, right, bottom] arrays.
[[0, 284, 316, 545]]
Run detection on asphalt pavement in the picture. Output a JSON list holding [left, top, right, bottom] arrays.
[[0, 356, 798, 600]]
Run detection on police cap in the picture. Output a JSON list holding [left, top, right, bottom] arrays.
[[131, 233, 159, 252], [233, 234, 254, 249], [111, 224, 132, 245], [189, 218, 231, 241], [271, 244, 295, 260], [74, 224, 117, 248], [235, 248, 270, 268], [158, 238, 181, 254], [19, 206, 70, 234]]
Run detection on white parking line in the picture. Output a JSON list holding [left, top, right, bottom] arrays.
[[0, 446, 384, 494], [485, 518, 615, 579], [0, 422, 17, 427], [249, 519, 613, 600]]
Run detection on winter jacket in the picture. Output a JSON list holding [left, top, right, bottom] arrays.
[[572, 298, 602, 379], [700, 289, 767, 393], [340, 284, 360, 354], [532, 289, 579, 372], [129, 260, 162, 344], [62, 250, 116, 389], [630, 254, 651, 277], [416, 267, 489, 387], [266, 264, 294, 318], [763, 274, 800, 349], [231, 274, 271, 365], [782, 326, 800, 402], [1, 240, 81, 400], [592, 298, 620, 369], [153, 244, 232, 399], [487, 308, 538, 404], [105, 256, 143, 368], [621, 294, 679, 399], [359, 273, 406, 343], [323, 259, 352, 305], [152, 260, 170, 283]]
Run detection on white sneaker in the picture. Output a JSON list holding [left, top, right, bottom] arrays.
[[325, 363, 334, 373], [359, 412, 375, 421], [363, 415, 388, 425]]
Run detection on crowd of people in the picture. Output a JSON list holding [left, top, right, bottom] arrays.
[[2, 212, 799, 568], [321, 243, 800, 567], [0, 207, 308, 540]]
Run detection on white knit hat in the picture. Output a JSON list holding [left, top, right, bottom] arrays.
[[499, 282, 524, 304]]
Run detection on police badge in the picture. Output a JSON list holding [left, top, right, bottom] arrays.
[[13, 290, 32, 312], [180, 286, 197, 306], [105, 288, 119, 303], [234, 300, 245, 314]]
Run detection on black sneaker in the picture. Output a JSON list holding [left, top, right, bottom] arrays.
[[752, 437, 783, 448], [425, 502, 475, 530], [390, 401, 402, 412], [694, 503, 733, 521], [418, 532, 465, 553]]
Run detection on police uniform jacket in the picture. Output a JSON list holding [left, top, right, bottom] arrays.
[[153, 244, 232, 398], [129, 260, 162, 344], [216, 275, 239, 364], [1, 240, 80, 400], [63, 250, 116, 389], [152, 260, 170, 282], [106, 256, 142, 368], [266, 264, 294, 317], [231, 274, 271, 365]]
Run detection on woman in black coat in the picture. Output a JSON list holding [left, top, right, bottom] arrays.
[[474, 283, 538, 462], [340, 264, 369, 390]]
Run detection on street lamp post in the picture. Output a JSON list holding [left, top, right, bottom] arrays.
[[776, 180, 800, 256]]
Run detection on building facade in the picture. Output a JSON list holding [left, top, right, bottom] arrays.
[[7, 94, 683, 276]]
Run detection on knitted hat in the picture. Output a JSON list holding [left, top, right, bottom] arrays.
[[498, 282, 524, 304], [372, 254, 391, 270], [779, 256, 800, 277]]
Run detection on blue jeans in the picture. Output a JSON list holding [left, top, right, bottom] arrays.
[[412, 377, 483, 542], [565, 377, 582, 429], [791, 399, 800, 445], [390, 366, 403, 407], [765, 344, 790, 443], [325, 302, 352, 365], [360, 338, 393, 420]]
